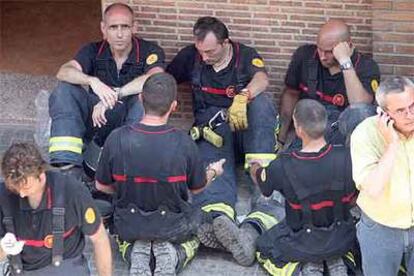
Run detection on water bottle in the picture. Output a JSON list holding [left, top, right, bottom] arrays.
[[34, 90, 51, 151]]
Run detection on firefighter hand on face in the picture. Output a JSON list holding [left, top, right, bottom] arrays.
[[88, 77, 118, 109], [0, 233, 24, 256], [228, 89, 249, 131]]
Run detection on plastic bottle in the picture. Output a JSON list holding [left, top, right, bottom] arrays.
[[34, 90, 51, 150]]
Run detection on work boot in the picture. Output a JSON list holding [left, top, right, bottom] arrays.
[[213, 215, 259, 266], [197, 221, 224, 249], [326, 257, 348, 276], [129, 240, 152, 276], [153, 241, 178, 276]]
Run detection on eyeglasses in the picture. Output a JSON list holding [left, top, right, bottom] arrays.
[[386, 102, 414, 118]]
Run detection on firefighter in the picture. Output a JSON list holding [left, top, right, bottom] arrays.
[[167, 16, 278, 249], [278, 19, 380, 149], [214, 99, 357, 276], [0, 143, 111, 275], [95, 73, 225, 275], [49, 3, 165, 177]]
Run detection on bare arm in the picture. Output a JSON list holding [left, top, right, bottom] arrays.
[[245, 71, 269, 98], [56, 60, 92, 86], [118, 66, 164, 98], [96, 181, 115, 194], [89, 223, 112, 276], [333, 42, 373, 104], [0, 247, 6, 261], [278, 87, 300, 142], [191, 159, 225, 195]]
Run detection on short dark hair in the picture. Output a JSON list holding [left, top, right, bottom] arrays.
[[103, 3, 134, 17], [1, 143, 47, 192], [293, 99, 327, 139], [193, 16, 229, 43], [142, 73, 177, 116]]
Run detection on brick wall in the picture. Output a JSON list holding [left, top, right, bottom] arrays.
[[372, 0, 414, 77], [102, 0, 413, 120]]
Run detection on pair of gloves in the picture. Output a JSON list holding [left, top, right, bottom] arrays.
[[1, 233, 24, 256], [228, 90, 250, 131]]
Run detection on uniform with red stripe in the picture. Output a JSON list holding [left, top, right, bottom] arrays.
[[0, 171, 101, 271], [95, 123, 205, 227], [256, 144, 355, 232], [285, 44, 380, 110]]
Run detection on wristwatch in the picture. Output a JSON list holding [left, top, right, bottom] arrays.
[[340, 60, 353, 71]]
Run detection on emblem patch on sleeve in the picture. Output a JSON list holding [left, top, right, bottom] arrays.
[[371, 79, 379, 93], [85, 208, 96, 224], [260, 168, 267, 182], [146, 54, 158, 65], [252, 58, 265, 68]]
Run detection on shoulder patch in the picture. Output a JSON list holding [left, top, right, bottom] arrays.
[[146, 54, 158, 65], [85, 207, 96, 224], [371, 79, 379, 93], [252, 58, 264, 68], [260, 168, 267, 182]]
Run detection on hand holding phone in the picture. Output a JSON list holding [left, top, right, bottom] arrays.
[[376, 106, 399, 144]]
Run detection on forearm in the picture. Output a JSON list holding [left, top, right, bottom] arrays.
[[245, 72, 268, 98], [359, 142, 399, 199], [119, 67, 164, 98], [343, 69, 373, 104], [56, 64, 92, 86], [0, 248, 6, 261], [278, 88, 300, 142], [91, 224, 112, 276], [95, 181, 115, 194]]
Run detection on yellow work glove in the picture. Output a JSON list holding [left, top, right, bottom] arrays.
[[228, 93, 249, 131]]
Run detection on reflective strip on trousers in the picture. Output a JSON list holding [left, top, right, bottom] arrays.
[[180, 238, 200, 267], [246, 211, 278, 231], [256, 252, 300, 276], [116, 238, 131, 262], [344, 251, 356, 267], [201, 203, 235, 220], [244, 153, 277, 170], [49, 137, 83, 154]]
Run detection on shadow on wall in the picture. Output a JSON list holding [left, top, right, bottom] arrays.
[[0, 0, 102, 76]]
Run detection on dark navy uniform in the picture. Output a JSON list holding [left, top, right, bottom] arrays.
[[285, 44, 379, 146], [0, 171, 101, 274], [244, 145, 357, 275], [49, 37, 165, 166], [167, 41, 277, 221]]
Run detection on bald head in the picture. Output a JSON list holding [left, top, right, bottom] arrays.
[[103, 3, 133, 23], [317, 19, 350, 46]]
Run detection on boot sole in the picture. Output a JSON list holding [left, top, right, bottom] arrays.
[[213, 216, 255, 266], [153, 241, 178, 276], [197, 223, 223, 249], [129, 240, 152, 276]]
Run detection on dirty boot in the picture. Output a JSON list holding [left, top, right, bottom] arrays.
[[213, 215, 259, 266], [129, 240, 152, 276], [153, 241, 178, 276]]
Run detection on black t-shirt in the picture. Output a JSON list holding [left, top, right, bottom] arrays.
[[256, 144, 356, 231], [75, 36, 165, 89], [285, 44, 380, 110], [167, 41, 267, 108], [95, 123, 206, 212], [0, 171, 101, 271]]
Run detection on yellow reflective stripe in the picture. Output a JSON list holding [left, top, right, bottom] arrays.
[[246, 211, 278, 230], [180, 239, 200, 267], [345, 251, 356, 266], [49, 136, 83, 154], [116, 238, 131, 262], [201, 203, 235, 220], [256, 252, 299, 276], [244, 153, 277, 169]]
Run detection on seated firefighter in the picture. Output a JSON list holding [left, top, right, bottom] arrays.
[[278, 19, 379, 148], [49, 2, 164, 177], [167, 16, 278, 249], [0, 143, 111, 275], [213, 99, 357, 275], [95, 73, 225, 276]]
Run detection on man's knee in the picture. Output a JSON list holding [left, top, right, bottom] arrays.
[[338, 103, 376, 137]]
